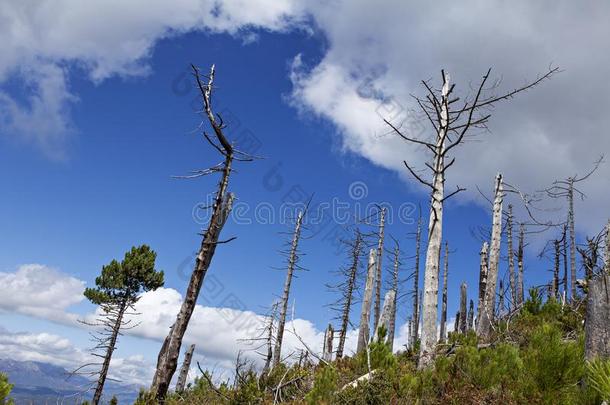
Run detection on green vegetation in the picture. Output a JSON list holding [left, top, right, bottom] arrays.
[[0, 373, 13, 405], [152, 293, 608, 404]]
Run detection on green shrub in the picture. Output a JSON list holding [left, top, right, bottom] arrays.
[[0, 373, 13, 405], [305, 365, 338, 404]]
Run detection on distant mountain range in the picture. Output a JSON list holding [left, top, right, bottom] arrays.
[[0, 359, 139, 404]]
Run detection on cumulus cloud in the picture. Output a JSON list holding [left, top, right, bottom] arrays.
[[0, 0, 307, 155], [0, 264, 84, 323]]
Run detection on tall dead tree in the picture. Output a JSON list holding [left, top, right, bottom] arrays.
[[507, 204, 516, 307], [498, 280, 505, 316], [410, 215, 423, 349], [439, 241, 449, 343], [544, 157, 603, 301], [357, 249, 377, 353], [476, 242, 489, 329], [322, 324, 334, 362], [175, 344, 195, 393], [517, 223, 525, 305], [273, 211, 305, 367], [374, 208, 387, 329], [562, 225, 569, 301], [585, 226, 610, 362], [552, 238, 560, 299], [332, 230, 363, 359], [385, 67, 556, 367], [467, 299, 474, 331], [387, 243, 400, 351], [151, 65, 246, 400], [478, 174, 503, 340], [459, 283, 467, 334], [375, 290, 396, 345]]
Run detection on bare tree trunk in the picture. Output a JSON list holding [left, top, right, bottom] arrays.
[[517, 223, 525, 305], [375, 290, 396, 345], [568, 179, 576, 301], [411, 215, 422, 350], [387, 245, 400, 351], [151, 65, 236, 400], [459, 283, 467, 334], [92, 302, 127, 405], [585, 272, 610, 360], [273, 211, 304, 367], [507, 204, 515, 307], [357, 249, 377, 353], [479, 173, 503, 340], [605, 220, 610, 273], [407, 319, 412, 349], [476, 242, 489, 330], [563, 225, 569, 300], [467, 299, 474, 331], [374, 208, 386, 330], [498, 280, 505, 316], [439, 241, 449, 343], [322, 324, 334, 362], [336, 232, 362, 359], [553, 239, 560, 299], [261, 306, 276, 376], [175, 344, 195, 393]]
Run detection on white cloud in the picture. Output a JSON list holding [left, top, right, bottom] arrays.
[[0, 264, 84, 323], [0, 0, 307, 155]]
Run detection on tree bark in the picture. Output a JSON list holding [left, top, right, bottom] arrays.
[[374, 208, 386, 330], [476, 242, 489, 330], [517, 223, 525, 305], [357, 249, 377, 353], [375, 290, 396, 345], [151, 65, 236, 400], [387, 246, 400, 351], [411, 216, 422, 350], [585, 272, 610, 360], [467, 299, 474, 332], [336, 231, 362, 359], [553, 239, 560, 299], [507, 204, 515, 307], [479, 173, 503, 340], [459, 283, 467, 334], [322, 324, 334, 362], [439, 241, 449, 343], [175, 344, 195, 393], [272, 211, 304, 367], [92, 302, 127, 405], [568, 178, 576, 301]]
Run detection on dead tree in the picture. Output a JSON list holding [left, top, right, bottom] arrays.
[[517, 223, 525, 305], [385, 67, 556, 367], [410, 215, 423, 350], [374, 208, 387, 330], [387, 243, 400, 351], [478, 174, 503, 340], [498, 280, 505, 316], [331, 230, 363, 359], [476, 242, 489, 329], [552, 238, 560, 299], [357, 249, 377, 353], [151, 64, 246, 399], [439, 241, 449, 343], [375, 290, 396, 345], [273, 211, 305, 367], [562, 225, 569, 301], [507, 204, 516, 306], [459, 283, 467, 334], [585, 271, 610, 360], [543, 157, 603, 301], [176, 344, 195, 393], [467, 300, 474, 331], [262, 304, 278, 375], [322, 324, 334, 362]]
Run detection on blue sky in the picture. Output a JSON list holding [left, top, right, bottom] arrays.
[[1, 0, 609, 388]]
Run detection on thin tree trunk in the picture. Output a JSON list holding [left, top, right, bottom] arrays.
[[357, 249, 377, 353], [261, 303, 277, 376], [272, 211, 304, 367], [336, 232, 362, 359], [467, 299, 474, 331], [563, 225, 569, 300], [407, 319, 412, 349], [498, 280, 505, 316], [322, 324, 334, 362], [411, 215, 422, 350], [374, 208, 386, 330], [459, 283, 467, 334], [92, 302, 127, 405], [387, 245, 400, 351], [439, 241, 449, 343], [476, 242, 489, 330], [553, 239, 560, 299], [454, 311, 460, 333], [507, 204, 515, 307], [479, 173, 503, 340], [568, 178, 576, 301], [151, 65, 236, 400], [175, 344, 195, 393], [517, 223, 525, 305]]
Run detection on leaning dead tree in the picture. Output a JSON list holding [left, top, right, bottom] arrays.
[[543, 156, 603, 301], [385, 66, 556, 367], [176, 344, 195, 393], [151, 64, 250, 399], [374, 208, 387, 330], [273, 210, 305, 367], [357, 249, 377, 353], [439, 241, 449, 343], [478, 173, 504, 340], [329, 229, 363, 359]]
